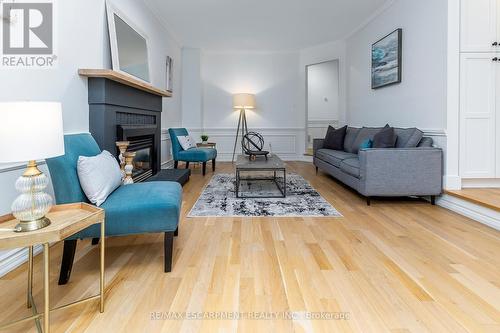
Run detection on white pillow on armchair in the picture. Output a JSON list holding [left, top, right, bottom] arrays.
[[177, 135, 196, 150]]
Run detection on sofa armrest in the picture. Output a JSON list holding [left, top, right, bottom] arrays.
[[313, 139, 325, 156], [358, 148, 443, 197]]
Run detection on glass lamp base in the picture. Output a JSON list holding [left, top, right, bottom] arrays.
[[14, 217, 51, 233]]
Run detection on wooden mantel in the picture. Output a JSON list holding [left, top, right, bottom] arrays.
[[78, 69, 172, 97]]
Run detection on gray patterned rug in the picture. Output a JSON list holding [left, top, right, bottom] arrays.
[[188, 173, 342, 217]]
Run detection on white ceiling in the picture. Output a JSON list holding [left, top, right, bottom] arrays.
[[145, 0, 389, 51]]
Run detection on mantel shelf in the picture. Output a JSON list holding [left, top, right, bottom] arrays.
[[78, 69, 172, 97]]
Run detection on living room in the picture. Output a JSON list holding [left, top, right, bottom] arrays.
[[0, 0, 499, 332]]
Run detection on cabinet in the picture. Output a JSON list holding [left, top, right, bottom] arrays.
[[460, 53, 497, 177], [461, 0, 499, 52]]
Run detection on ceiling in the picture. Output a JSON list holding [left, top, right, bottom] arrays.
[[145, 0, 389, 51]]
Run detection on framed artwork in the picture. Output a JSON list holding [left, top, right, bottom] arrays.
[[166, 56, 173, 92], [372, 28, 402, 89]]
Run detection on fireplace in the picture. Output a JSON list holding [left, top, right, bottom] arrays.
[[117, 125, 157, 182], [86, 77, 162, 182]]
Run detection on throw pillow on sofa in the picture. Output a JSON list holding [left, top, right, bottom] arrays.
[[77, 150, 123, 206], [323, 125, 347, 150], [373, 124, 397, 148], [359, 139, 373, 150]]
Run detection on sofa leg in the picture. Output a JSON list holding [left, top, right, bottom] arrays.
[[366, 197, 371, 206], [202, 162, 207, 176], [174, 161, 178, 169], [91, 238, 99, 245], [430, 195, 436, 206], [212, 159, 216, 172], [315, 166, 318, 175], [164, 231, 174, 273], [174, 227, 179, 237], [185, 162, 190, 169], [59, 239, 77, 285]]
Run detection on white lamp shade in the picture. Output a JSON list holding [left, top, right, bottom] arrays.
[[233, 93, 256, 110], [0, 102, 65, 163]]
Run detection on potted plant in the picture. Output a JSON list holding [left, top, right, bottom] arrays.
[[201, 134, 209, 144]]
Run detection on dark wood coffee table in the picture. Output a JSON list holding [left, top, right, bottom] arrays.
[[235, 155, 286, 198]]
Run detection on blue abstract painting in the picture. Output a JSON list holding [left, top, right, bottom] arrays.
[[372, 29, 402, 89]]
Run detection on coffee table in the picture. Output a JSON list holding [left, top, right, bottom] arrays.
[[235, 155, 286, 198]]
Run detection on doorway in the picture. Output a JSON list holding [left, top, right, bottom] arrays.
[[305, 60, 340, 153]]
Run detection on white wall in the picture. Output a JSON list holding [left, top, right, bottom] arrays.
[[180, 49, 305, 160], [0, 0, 182, 277], [345, 0, 448, 130]]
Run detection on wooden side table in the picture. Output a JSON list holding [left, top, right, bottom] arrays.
[[196, 142, 216, 148], [0, 203, 105, 333]]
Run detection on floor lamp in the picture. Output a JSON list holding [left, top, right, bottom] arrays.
[[232, 93, 256, 163]]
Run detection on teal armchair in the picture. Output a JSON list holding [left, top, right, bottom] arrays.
[[169, 128, 217, 175], [46, 134, 182, 284]]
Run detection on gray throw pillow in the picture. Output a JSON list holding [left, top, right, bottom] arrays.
[[323, 125, 347, 150], [373, 124, 397, 148]]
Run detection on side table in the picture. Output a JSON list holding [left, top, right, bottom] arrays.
[[196, 142, 216, 149], [0, 203, 105, 333]]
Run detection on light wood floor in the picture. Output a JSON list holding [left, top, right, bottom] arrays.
[[1, 162, 499, 333], [446, 188, 500, 213]]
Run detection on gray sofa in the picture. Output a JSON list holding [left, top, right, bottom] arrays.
[[313, 126, 443, 205]]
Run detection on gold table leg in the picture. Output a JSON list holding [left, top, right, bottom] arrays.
[[43, 243, 49, 333], [27, 246, 33, 308], [100, 219, 105, 313]]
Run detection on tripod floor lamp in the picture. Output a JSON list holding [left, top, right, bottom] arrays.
[[232, 93, 256, 163]]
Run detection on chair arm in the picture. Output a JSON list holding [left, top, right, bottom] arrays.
[[358, 148, 443, 197], [313, 139, 325, 155]]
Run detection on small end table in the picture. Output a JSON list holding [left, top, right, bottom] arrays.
[[196, 142, 216, 149], [0, 203, 105, 333]]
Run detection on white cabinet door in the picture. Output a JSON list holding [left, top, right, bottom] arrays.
[[460, 53, 497, 178], [461, 0, 498, 52]]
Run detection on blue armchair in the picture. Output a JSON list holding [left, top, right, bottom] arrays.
[[169, 128, 217, 176], [46, 134, 182, 284]]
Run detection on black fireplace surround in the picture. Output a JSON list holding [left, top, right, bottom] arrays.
[[87, 78, 162, 182]]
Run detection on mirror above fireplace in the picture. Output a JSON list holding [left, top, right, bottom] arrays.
[[106, 2, 151, 83]]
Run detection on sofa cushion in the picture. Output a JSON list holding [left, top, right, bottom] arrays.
[[324, 125, 347, 150], [417, 137, 434, 147], [340, 158, 360, 178], [373, 124, 397, 148], [394, 128, 423, 148], [351, 127, 383, 154], [343, 127, 361, 153], [316, 149, 357, 168]]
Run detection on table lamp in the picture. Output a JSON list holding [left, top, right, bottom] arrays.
[[231, 93, 256, 163], [0, 102, 65, 232]]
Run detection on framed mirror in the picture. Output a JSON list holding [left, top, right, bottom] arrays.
[[106, 2, 151, 83]]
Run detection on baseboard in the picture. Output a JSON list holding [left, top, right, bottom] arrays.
[[437, 194, 500, 231], [0, 245, 43, 278]]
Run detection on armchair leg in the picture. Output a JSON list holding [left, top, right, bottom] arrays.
[[185, 162, 190, 169], [202, 162, 207, 176], [174, 227, 179, 237], [59, 239, 77, 285], [164, 231, 175, 273], [174, 161, 178, 169], [212, 159, 216, 172], [91, 238, 99, 245]]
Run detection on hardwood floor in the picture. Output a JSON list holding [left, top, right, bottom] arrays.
[[1, 162, 499, 333], [446, 188, 500, 213]]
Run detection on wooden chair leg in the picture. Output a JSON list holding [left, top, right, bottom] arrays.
[[174, 161, 178, 169], [185, 162, 190, 169], [174, 227, 179, 237], [91, 238, 99, 245], [202, 162, 207, 176], [164, 232, 174, 272], [59, 239, 77, 285], [212, 159, 216, 172]]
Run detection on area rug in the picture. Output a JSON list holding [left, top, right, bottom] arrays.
[[188, 173, 342, 217]]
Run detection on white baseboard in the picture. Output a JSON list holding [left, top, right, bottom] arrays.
[[0, 245, 43, 278], [437, 194, 500, 231]]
